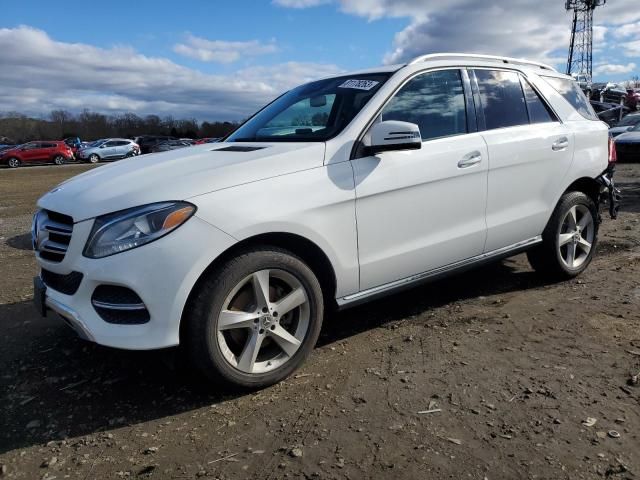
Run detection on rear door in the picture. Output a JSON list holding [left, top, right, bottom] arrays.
[[353, 69, 489, 291], [471, 69, 574, 252], [113, 140, 131, 158]]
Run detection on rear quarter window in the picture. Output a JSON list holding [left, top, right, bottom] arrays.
[[542, 76, 599, 121]]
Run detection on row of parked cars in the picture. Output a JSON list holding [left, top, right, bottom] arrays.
[[0, 135, 220, 168], [610, 112, 640, 162]]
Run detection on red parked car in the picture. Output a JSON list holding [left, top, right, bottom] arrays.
[[0, 141, 74, 168]]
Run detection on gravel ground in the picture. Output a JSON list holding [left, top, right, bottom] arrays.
[[0, 162, 639, 480]]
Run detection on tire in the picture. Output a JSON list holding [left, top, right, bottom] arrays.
[[183, 246, 324, 389], [527, 191, 599, 279], [125, 151, 135, 158], [53, 155, 65, 165], [88, 154, 100, 164], [6, 157, 20, 168]]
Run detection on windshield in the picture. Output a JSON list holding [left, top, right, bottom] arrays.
[[631, 123, 640, 132], [87, 139, 106, 148], [227, 73, 392, 142]]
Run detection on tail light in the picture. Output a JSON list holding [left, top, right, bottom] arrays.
[[608, 136, 617, 165]]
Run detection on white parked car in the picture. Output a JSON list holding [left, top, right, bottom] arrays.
[[33, 53, 619, 388]]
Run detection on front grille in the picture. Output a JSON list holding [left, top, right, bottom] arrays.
[[91, 285, 150, 325], [35, 210, 74, 263], [41, 269, 83, 295]]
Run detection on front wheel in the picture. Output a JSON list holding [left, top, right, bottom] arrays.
[[88, 154, 100, 164], [6, 157, 20, 168], [183, 247, 324, 389], [527, 191, 599, 279], [53, 155, 65, 165]]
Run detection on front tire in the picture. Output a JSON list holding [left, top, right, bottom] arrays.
[[527, 191, 599, 279], [88, 154, 100, 164], [53, 155, 65, 165], [6, 157, 21, 168], [183, 246, 324, 389]]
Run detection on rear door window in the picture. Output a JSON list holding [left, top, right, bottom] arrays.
[[473, 69, 529, 130], [521, 78, 557, 124], [541, 76, 599, 120]]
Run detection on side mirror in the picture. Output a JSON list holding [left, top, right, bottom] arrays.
[[99, 145, 105, 148], [365, 121, 422, 155]]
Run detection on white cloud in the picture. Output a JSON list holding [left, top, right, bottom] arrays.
[[612, 21, 640, 39], [623, 39, 640, 57], [272, 0, 332, 7], [173, 34, 278, 63], [0, 26, 340, 120], [276, 0, 638, 74], [594, 62, 637, 75]]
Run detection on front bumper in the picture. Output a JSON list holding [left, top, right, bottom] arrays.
[[34, 214, 236, 350]]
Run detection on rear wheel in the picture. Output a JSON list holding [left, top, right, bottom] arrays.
[[183, 246, 324, 389], [6, 157, 20, 168], [53, 155, 65, 165], [527, 191, 598, 279], [88, 154, 100, 164]]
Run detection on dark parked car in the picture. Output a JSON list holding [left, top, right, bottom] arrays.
[[0, 141, 74, 168], [609, 113, 640, 137], [149, 139, 195, 153], [133, 135, 176, 154], [615, 122, 640, 162], [591, 101, 631, 127]]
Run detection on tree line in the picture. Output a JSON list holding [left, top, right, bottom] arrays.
[[0, 110, 241, 144]]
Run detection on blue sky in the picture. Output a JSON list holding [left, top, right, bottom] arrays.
[[2, 0, 407, 72], [1, 0, 639, 120]]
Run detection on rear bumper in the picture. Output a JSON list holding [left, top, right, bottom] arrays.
[[596, 167, 621, 219]]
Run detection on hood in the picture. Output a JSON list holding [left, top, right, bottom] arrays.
[[38, 142, 325, 221], [615, 131, 640, 143]]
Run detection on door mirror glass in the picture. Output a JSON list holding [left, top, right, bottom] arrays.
[[365, 120, 421, 155]]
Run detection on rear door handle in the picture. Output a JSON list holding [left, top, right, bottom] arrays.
[[552, 137, 569, 151], [458, 151, 482, 169]]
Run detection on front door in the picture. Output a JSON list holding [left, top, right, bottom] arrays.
[[353, 69, 489, 291]]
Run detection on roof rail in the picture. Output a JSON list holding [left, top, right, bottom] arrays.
[[408, 53, 556, 72]]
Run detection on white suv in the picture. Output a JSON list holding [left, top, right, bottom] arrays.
[[33, 53, 619, 388]]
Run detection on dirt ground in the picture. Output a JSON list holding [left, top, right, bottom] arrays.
[[0, 162, 639, 480]]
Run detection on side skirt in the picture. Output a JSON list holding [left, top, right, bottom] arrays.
[[337, 236, 542, 309]]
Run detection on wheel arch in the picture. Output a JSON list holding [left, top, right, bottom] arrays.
[[179, 232, 338, 342], [563, 176, 601, 206]]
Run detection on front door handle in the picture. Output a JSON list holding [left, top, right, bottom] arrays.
[[458, 151, 482, 169], [552, 137, 569, 151]]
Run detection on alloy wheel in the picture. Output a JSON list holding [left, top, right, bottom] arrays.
[[8, 158, 19, 168], [558, 205, 594, 269], [216, 269, 310, 375]]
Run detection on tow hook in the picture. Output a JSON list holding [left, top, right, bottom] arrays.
[[596, 168, 621, 219]]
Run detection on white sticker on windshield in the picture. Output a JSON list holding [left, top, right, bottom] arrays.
[[338, 79, 379, 91]]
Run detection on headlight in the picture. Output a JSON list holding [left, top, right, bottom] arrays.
[[83, 202, 196, 258]]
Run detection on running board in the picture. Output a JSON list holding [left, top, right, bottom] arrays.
[[337, 236, 542, 309]]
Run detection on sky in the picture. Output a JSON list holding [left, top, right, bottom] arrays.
[[0, 0, 639, 121]]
